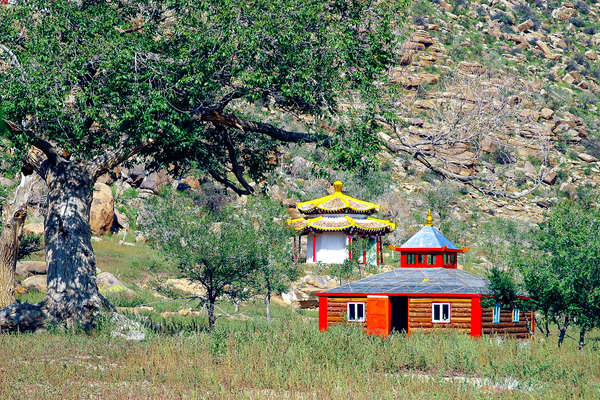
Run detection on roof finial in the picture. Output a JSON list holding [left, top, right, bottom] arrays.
[[426, 209, 433, 226], [333, 180, 343, 193]]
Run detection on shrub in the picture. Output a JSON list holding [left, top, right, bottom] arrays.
[[413, 15, 428, 26], [492, 11, 514, 26], [574, 0, 590, 14], [569, 17, 585, 28]]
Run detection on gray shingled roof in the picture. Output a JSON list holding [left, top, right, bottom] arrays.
[[323, 268, 491, 295], [401, 226, 458, 249]]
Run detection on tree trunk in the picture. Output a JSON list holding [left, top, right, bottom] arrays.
[[578, 327, 586, 351], [557, 315, 570, 348], [43, 160, 102, 330], [0, 173, 41, 309], [207, 298, 216, 329], [265, 291, 271, 324]]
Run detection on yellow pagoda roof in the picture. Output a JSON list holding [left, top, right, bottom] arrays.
[[287, 215, 395, 235], [296, 181, 379, 215]]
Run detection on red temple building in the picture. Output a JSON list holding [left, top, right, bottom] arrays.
[[316, 211, 533, 338]]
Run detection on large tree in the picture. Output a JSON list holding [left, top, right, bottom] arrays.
[[0, 0, 404, 330]]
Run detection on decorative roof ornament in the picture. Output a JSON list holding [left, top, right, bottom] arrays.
[[425, 209, 433, 226], [288, 181, 395, 235], [296, 181, 380, 215], [333, 180, 343, 193]]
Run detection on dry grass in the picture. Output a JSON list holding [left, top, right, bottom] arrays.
[[0, 302, 598, 400]]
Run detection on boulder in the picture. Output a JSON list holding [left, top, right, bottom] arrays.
[[113, 209, 130, 231], [585, 50, 596, 61], [578, 153, 598, 163], [177, 176, 201, 191], [90, 182, 114, 236], [458, 61, 486, 75], [22, 275, 47, 292], [23, 222, 44, 236], [542, 171, 557, 185], [97, 272, 135, 295], [536, 41, 560, 59], [128, 164, 146, 186], [551, 6, 577, 22], [559, 182, 577, 199], [16, 261, 47, 277], [165, 278, 206, 296], [517, 19, 534, 32], [139, 170, 170, 194], [303, 275, 337, 289], [540, 108, 554, 120]]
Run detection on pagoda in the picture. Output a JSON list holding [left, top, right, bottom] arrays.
[[389, 210, 469, 268], [287, 181, 395, 265]]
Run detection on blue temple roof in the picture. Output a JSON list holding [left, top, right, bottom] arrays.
[[400, 225, 458, 249]]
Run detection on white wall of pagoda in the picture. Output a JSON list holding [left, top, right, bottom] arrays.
[[306, 232, 348, 264]]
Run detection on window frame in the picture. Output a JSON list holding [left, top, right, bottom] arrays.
[[431, 302, 451, 323], [427, 254, 437, 265], [512, 308, 520, 323], [406, 253, 415, 265], [493, 304, 501, 324], [417, 254, 424, 264], [347, 302, 366, 322]]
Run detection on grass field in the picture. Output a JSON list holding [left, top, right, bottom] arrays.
[[0, 300, 598, 400]]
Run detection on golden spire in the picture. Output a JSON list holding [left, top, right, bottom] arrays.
[[425, 209, 433, 226], [333, 180, 343, 193]]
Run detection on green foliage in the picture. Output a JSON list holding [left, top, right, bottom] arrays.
[[517, 199, 600, 346], [0, 0, 406, 192], [140, 190, 296, 325], [17, 233, 43, 260]]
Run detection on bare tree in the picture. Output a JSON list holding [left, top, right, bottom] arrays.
[[376, 72, 552, 199]]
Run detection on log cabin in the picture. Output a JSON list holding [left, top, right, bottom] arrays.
[[316, 211, 534, 338]]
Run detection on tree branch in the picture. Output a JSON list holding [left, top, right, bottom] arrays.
[[89, 136, 154, 181], [193, 111, 330, 146]]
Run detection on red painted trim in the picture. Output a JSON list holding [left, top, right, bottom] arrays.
[[348, 235, 352, 260], [406, 297, 411, 337], [293, 236, 297, 263], [312, 234, 316, 263], [318, 296, 327, 331], [316, 292, 482, 298], [376, 237, 380, 265], [389, 246, 467, 253], [470, 297, 482, 337]]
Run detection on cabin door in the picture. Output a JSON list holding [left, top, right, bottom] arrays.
[[390, 296, 409, 334]]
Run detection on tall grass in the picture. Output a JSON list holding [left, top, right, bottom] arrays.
[[0, 302, 598, 399]]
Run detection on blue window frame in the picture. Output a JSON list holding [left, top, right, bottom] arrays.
[[493, 304, 501, 324], [512, 308, 520, 323]]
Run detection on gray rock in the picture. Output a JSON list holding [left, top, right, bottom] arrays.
[[140, 170, 170, 194], [112, 209, 130, 231], [22, 275, 47, 292], [97, 272, 135, 296], [16, 261, 47, 277], [110, 312, 146, 342], [128, 164, 146, 186]]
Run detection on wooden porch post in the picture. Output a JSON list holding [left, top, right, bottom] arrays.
[[312, 233, 317, 263], [318, 296, 328, 331]]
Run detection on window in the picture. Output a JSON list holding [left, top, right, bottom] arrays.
[[406, 254, 415, 265], [432, 303, 450, 323], [347, 302, 365, 322], [417, 254, 424, 264], [493, 304, 501, 324], [512, 308, 520, 323], [428, 254, 437, 265]]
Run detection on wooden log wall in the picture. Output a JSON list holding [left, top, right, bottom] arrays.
[[409, 297, 471, 333], [482, 308, 533, 339], [326, 297, 367, 327]]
